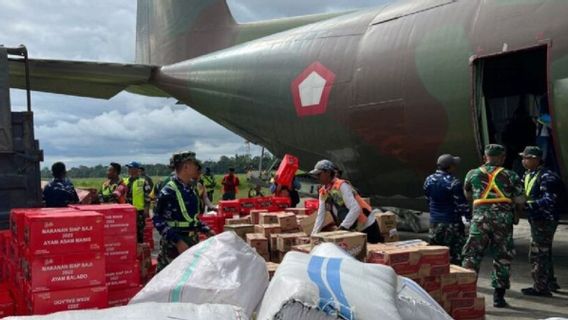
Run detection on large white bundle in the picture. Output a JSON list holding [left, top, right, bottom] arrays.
[[130, 232, 268, 317], [396, 277, 452, 320], [258, 251, 402, 320], [4, 302, 248, 320]]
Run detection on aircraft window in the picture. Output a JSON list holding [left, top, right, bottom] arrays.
[[371, 0, 455, 25]]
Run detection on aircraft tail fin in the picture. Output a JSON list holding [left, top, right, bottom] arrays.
[[136, 0, 237, 66]]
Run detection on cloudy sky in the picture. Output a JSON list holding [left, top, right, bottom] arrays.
[[0, 0, 383, 168]]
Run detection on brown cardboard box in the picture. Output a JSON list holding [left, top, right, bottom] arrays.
[[224, 224, 255, 240], [299, 211, 335, 234], [246, 233, 269, 258], [226, 216, 252, 225], [278, 213, 298, 231], [285, 208, 309, 215], [260, 213, 280, 225], [367, 246, 422, 275], [311, 231, 367, 261], [419, 246, 450, 277], [269, 233, 280, 252], [277, 232, 307, 252], [450, 297, 485, 320], [266, 262, 279, 280], [291, 244, 313, 254], [250, 209, 268, 225], [376, 211, 398, 234], [310, 230, 349, 245], [441, 265, 478, 305], [255, 224, 282, 238], [296, 236, 311, 245]]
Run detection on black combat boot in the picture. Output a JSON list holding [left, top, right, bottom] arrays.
[[493, 288, 509, 308]]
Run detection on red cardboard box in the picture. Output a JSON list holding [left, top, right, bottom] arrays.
[[198, 214, 224, 234], [239, 198, 257, 214], [106, 262, 140, 290], [275, 154, 298, 189], [451, 297, 485, 320], [0, 290, 14, 318], [270, 197, 292, 212], [104, 235, 137, 264], [22, 252, 106, 293], [218, 200, 241, 218], [303, 199, 319, 215], [27, 286, 108, 315], [256, 197, 273, 210], [23, 211, 104, 256], [108, 286, 142, 307], [72, 204, 137, 236], [11, 208, 78, 246]]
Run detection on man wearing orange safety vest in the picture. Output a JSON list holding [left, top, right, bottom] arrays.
[[462, 144, 525, 308], [309, 160, 383, 244]]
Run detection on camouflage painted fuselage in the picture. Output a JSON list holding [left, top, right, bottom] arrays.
[[150, 0, 568, 209]]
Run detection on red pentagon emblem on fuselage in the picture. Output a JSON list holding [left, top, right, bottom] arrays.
[[290, 61, 336, 117]]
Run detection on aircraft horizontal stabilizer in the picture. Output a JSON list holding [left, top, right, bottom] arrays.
[[8, 59, 169, 99]]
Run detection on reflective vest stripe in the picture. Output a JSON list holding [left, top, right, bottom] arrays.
[[124, 177, 145, 210], [473, 167, 512, 206], [524, 172, 540, 203], [166, 180, 199, 227]]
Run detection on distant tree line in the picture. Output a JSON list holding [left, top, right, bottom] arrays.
[[41, 153, 278, 179]]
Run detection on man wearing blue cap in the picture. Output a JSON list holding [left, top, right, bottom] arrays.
[[124, 161, 152, 243]]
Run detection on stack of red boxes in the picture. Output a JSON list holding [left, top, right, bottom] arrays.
[[218, 200, 241, 219], [238, 198, 257, 215], [199, 214, 225, 235], [71, 204, 142, 308], [367, 241, 484, 319], [256, 197, 273, 211], [270, 197, 292, 212], [13, 210, 108, 315]]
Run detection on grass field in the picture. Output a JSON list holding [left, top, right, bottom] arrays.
[[70, 174, 270, 203]]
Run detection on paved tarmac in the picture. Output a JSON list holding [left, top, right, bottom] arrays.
[[403, 219, 568, 320]]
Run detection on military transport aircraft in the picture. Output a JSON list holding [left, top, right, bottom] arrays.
[[7, 0, 568, 209]]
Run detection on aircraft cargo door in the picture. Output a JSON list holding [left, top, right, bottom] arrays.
[[473, 46, 559, 175]]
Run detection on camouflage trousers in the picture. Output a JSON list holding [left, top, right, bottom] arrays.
[[136, 210, 146, 244], [430, 222, 466, 265], [529, 219, 558, 292], [462, 210, 515, 289], [157, 232, 199, 273]]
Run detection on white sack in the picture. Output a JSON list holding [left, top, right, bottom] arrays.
[[257, 251, 402, 320], [130, 232, 268, 317], [310, 243, 355, 260], [5, 302, 248, 320], [396, 277, 452, 320]]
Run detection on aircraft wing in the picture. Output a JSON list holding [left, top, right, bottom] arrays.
[[8, 58, 169, 99]]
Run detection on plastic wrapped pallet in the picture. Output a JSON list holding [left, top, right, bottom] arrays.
[[4, 302, 248, 320], [130, 232, 268, 318]]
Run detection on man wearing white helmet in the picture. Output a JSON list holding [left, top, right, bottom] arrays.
[[310, 160, 382, 243]]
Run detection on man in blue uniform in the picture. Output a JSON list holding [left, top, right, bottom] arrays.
[[519, 146, 562, 296], [43, 162, 79, 207], [424, 154, 471, 264], [153, 151, 214, 271]]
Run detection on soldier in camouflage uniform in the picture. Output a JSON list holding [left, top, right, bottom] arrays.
[[519, 146, 562, 296], [462, 144, 525, 308], [424, 154, 471, 265], [153, 151, 214, 272]]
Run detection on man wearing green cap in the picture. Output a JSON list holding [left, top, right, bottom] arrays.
[[462, 144, 525, 308], [519, 146, 562, 296], [153, 151, 214, 271]]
